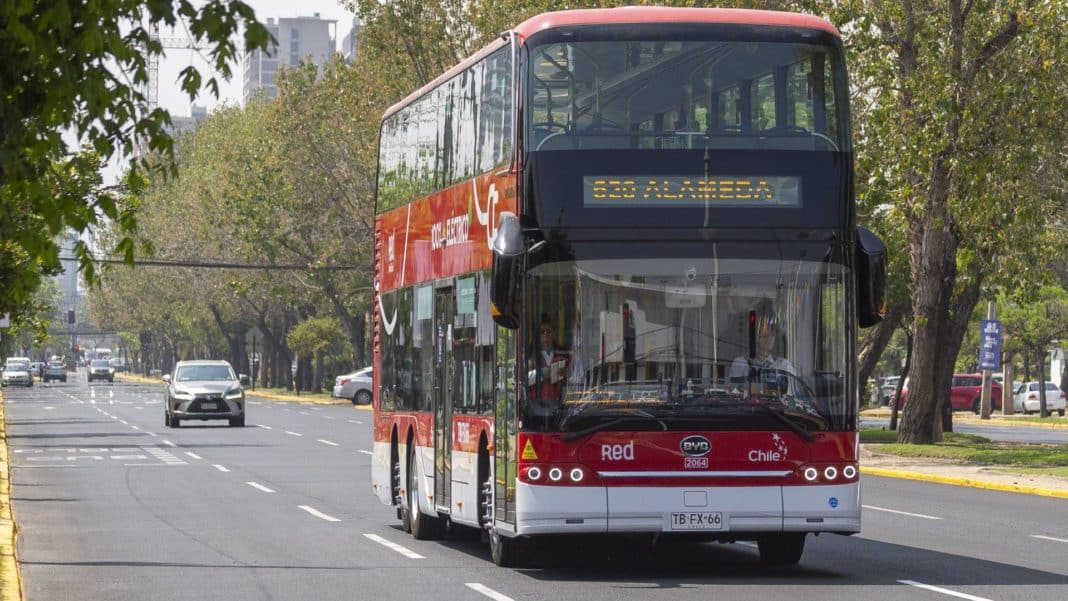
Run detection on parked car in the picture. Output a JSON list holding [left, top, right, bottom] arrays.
[[163, 360, 246, 427], [1013, 381, 1066, 416], [43, 361, 67, 383], [897, 374, 1001, 413], [108, 357, 126, 372], [87, 359, 114, 383], [1, 357, 33, 387], [333, 367, 372, 405]]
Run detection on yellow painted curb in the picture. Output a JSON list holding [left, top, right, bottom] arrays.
[[860, 465, 1068, 499], [0, 390, 25, 601]]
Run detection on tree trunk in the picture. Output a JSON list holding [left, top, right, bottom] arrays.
[[858, 300, 905, 387], [1038, 359, 1048, 417], [890, 329, 912, 431], [314, 350, 324, 393]]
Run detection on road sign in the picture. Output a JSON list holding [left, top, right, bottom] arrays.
[[979, 319, 1002, 371]]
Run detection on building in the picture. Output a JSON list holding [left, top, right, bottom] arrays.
[[243, 14, 337, 103], [341, 17, 362, 63], [54, 231, 80, 316], [170, 104, 208, 135]]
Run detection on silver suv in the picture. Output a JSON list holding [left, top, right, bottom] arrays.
[[164, 360, 246, 427]]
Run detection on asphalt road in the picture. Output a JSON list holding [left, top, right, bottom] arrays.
[[5, 374, 1067, 601], [861, 416, 1068, 444]]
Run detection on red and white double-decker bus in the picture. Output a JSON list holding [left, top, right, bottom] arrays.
[[371, 7, 886, 567]]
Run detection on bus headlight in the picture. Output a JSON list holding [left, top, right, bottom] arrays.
[[842, 465, 857, 479], [548, 467, 563, 482], [525, 466, 542, 481], [823, 466, 838, 480], [803, 467, 819, 482], [569, 468, 584, 482]]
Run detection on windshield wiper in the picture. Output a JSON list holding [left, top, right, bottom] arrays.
[[563, 409, 667, 443]]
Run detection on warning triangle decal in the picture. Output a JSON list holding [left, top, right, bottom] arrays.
[[521, 439, 538, 460]]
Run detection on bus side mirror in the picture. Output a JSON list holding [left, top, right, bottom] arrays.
[[491, 212, 524, 329], [856, 226, 887, 328]]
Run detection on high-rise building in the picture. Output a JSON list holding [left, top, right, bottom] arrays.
[[243, 14, 337, 104], [342, 17, 362, 63], [54, 231, 80, 317]]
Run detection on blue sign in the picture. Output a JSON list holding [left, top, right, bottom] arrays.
[[979, 320, 1002, 371]]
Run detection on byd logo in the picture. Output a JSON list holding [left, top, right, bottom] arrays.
[[601, 441, 635, 461], [680, 435, 711, 457]]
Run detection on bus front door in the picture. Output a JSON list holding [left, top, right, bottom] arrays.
[[433, 288, 454, 513]]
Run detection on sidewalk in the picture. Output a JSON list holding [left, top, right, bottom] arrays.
[[860, 445, 1068, 499], [860, 406, 1068, 429]]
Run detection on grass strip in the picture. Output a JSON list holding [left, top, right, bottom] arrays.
[[862, 428, 1068, 468]]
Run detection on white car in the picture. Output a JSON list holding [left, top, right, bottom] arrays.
[[333, 367, 372, 405], [1013, 381, 1066, 416], [2, 357, 33, 387]]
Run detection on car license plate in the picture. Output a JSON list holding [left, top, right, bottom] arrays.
[[200, 402, 217, 410], [669, 512, 723, 530]]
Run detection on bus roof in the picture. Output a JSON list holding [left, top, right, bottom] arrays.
[[383, 7, 839, 122], [513, 7, 840, 39]]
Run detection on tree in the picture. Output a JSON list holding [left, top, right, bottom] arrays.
[[287, 317, 345, 394], [0, 1, 271, 322], [831, 1, 1068, 443]]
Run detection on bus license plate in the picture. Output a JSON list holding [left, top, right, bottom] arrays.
[[200, 403, 217, 410], [670, 512, 723, 530]]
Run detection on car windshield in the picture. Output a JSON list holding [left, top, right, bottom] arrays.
[[6, 361, 29, 370], [176, 365, 236, 382], [1028, 383, 1059, 391], [91, 360, 110, 368]]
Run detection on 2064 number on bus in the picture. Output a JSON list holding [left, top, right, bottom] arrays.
[[669, 512, 723, 530]]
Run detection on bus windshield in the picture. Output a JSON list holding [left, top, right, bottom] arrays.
[[521, 244, 852, 433], [526, 37, 846, 153]]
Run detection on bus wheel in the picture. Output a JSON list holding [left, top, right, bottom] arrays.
[[757, 533, 805, 566], [407, 444, 442, 540], [489, 529, 524, 567]]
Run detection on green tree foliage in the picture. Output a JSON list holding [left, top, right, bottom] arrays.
[[0, 1, 270, 322]]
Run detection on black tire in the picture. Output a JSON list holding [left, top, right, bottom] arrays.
[[61, 377, 66, 382], [489, 529, 525, 567], [171, 417, 180, 428], [972, 398, 981, 414], [407, 444, 442, 540], [1059, 409, 1065, 417], [354, 389, 372, 405], [758, 534, 806, 566], [164, 413, 171, 427], [108, 376, 113, 383], [229, 415, 245, 427]]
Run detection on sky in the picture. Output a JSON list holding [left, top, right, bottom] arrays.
[[156, 0, 358, 118], [101, 1, 357, 184]]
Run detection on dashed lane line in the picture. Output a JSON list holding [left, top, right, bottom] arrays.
[[299, 505, 340, 522], [898, 580, 993, 601], [465, 583, 516, 601], [257, 424, 273, 430], [357, 450, 373, 455], [363, 533, 423, 559], [1031, 534, 1068, 543], [862, 505, 941, 520], [185, 452, 202, 460], [317, 439, 339, 447], [285, 431, 303, 437], [247, 482, 276, 493], [213, 464, 230, 473], [161, 440, 177, 447]]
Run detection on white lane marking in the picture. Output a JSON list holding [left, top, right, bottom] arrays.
[[146, 432, 158, 437], [863, 505, 941, 520], [213, 464, 230, 473], [44, 407, 55, 411], [130, 425, 141, 430], [118, 420, 129, 425], [299, 411, 311, 416], [317, 439, 339, 447], [299, 505, 340, 522], [465, 583, 516, 601], [247, 482, 276, 493], [285, 431, 303, 437], [162, 440, 177, 447], [1031, 534, 1068, 543], [898, 580, 994, 601], [185, 452, 202, 460], [357, 450, 373, 455], [363, 533, 423, 559], [257, 424, 273, 430]]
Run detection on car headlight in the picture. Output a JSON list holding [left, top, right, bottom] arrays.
[[172, 388, 194, 400], [225, 387, 244, 400]]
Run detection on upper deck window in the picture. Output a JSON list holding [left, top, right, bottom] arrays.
[[526, 35, 846, 153]]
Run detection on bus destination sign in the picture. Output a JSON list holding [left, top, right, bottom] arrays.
[[583, 176, 801, 208]]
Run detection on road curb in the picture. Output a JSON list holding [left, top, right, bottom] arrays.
[[0, 390, 25, 601], [861, 409, 1068, 430], [860, 465, 1068, 499]]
